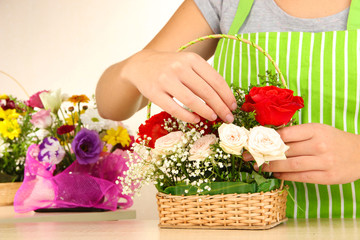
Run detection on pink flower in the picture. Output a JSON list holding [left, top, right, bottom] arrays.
[[26, 90, 48, 109], [30, 110, 52, 129], [153, 131, 185, 155], [189, 134, 217, 161], [29, 144, 40, 159]]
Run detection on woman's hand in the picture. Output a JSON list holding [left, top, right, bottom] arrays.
[[96, 0, 237, 123], [244, 123, 360, 184], [124, 49, 237, 124]]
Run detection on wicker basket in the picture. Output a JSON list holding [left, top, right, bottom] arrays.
[[149, 34, 289, 229], [0, 182, 22, 206], [0, 71, 28, 207], [157, 188, 288, 229]]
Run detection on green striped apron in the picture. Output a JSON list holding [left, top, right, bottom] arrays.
[[213, 0, 360, 218]]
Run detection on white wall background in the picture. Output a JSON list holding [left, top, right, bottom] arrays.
[[0, 0, 184, 219]]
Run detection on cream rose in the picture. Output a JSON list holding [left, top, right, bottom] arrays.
[[153, 131, 184, 155], [189, 134, 217, 161], [218, 123, 249, 155], [246, 126, 289, 167]]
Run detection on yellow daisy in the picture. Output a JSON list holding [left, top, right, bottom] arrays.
[[64, 110, 85, 125], [0, 94, 9, 100], [102, 126, 131, 147], [0, 119, 21, 139], [0, 108, 19, 120]]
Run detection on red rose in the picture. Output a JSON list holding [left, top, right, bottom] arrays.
[[136, 111, 177, 148], [241, 86, 304, 126]]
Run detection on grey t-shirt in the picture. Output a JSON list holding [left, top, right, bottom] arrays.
[[193, 0, 349, 34]]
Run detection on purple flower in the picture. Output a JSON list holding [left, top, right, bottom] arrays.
[[72, 128, 102, 165], [38, 137, 65, 165]]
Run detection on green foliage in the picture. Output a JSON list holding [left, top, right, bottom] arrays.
[[0, 96, 39, 182]]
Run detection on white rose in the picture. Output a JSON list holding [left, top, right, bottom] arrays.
[[246, 126, 290, 167], [153, 131, 184, 155], [218, 123, 249, 155], [189, 134, 217, 161]]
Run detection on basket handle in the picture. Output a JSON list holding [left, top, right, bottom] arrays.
[[0, 70, 30, 97], [147, 34, 287, 119], [179, 34, 288, 191], [146, 34, 287, 190]]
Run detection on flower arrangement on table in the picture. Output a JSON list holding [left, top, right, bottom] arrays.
[[123, 72, 304, 229], [13, 89, 135, 213], [0, 94, 37, 183], [124, 72, 304, 197]]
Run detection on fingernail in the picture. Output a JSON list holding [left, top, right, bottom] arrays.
[[254, 164, 259, 171], [211, 113, 217, 121], [225, 113, 234, 123], [231, 102, 237, 111], [273, 173, 280, 178], [194, 116, 200, 123]]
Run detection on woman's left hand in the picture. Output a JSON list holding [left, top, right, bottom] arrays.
[[244, 123, 360, 185]]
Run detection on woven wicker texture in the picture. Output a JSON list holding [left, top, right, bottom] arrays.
[[157, 189, 288, 229], [0, 182, 22, 206]]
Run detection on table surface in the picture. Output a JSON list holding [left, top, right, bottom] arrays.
[[0, 206, 136, 224], [1, 216, 359, 240]]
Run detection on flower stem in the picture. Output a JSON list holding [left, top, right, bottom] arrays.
[[231, 155, 235, 181]]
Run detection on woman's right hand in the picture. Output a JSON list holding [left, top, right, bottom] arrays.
[[123, 49, 237, 123], [96, 0, 236, 123]]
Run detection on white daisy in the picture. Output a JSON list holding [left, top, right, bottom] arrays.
[[0, 138, 10, 158], [80, 108, 107, 132]]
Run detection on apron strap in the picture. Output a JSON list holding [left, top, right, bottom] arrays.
[[228, 0, 255, 35], [347, 0, 360, 30]]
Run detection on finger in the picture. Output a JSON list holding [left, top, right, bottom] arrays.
[[285, 140, 319, 157], [162, 79, 219, 122], [189, 53, 238, 111], [153, 93, 200, 123], [242, 151, 253, 161], [260, 156, 328, 173], [277, 124, 314, 143], [179, 68, 234, 123], [273, 171, 335, 185]]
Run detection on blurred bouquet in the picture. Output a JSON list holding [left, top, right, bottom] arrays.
[[123, 72, 304, 196], [14, 89, 135, 212], [0, 94, 38, 183]]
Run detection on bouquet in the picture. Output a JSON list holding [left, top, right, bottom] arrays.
[[14, 89, 135, 213], [123, 72, 304, 197], [0, 94, 38, 183]]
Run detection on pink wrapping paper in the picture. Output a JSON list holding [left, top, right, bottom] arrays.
[[14, 144, 133, 213]]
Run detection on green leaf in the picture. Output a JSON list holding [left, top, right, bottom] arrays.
[[257, 178, 281, 193], [252, 171, 267, 185]]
